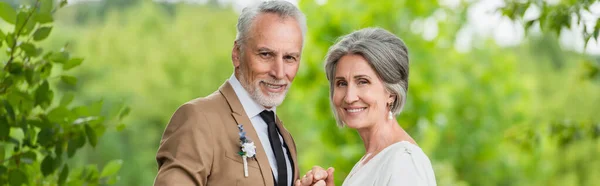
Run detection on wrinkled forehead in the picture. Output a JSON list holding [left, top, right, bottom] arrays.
[[246, 14, 304, 52]]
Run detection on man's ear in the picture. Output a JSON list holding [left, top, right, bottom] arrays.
[[232, 41, 241, 68]]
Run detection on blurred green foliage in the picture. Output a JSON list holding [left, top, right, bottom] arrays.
[[0, 0, 125, 185], [501, 0, 600, 45], [3, 0, 598, 185]]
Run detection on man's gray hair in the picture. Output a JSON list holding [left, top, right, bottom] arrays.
[[235, 0, 307, 46], [324, 27, 410, 127]]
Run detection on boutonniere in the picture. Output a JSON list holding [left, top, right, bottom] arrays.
[[238, 124, 256, 177]]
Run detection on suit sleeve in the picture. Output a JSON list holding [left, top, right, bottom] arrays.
[[154, 104, 214, 186]]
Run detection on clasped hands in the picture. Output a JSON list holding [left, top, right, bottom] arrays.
[[294, 166, 335, 186]]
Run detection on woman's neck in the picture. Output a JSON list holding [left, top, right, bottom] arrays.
[[357, 119, 405, 154]]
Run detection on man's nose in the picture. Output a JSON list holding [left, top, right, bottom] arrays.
[[270, 57, 285, 79]]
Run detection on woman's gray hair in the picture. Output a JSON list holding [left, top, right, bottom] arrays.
[[324, 27, 410, 127], [235, 0, 307, 47]]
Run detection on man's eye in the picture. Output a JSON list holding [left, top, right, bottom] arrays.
[[284, 56, 297, 61], [259, 52, 271, 57]]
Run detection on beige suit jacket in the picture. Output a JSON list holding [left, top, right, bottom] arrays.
[[154, 81, 299, 186]]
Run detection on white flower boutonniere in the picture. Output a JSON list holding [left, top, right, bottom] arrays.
[[237, 124, 256, 177]]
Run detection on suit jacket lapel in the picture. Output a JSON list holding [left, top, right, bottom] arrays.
[[276, 117, 299, 181], [219, 81, 274, 186]]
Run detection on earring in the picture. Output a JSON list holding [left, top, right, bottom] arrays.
[[387, 102, 394, 120]]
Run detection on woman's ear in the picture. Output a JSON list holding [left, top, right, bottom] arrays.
[[388, 94, 396, 104]]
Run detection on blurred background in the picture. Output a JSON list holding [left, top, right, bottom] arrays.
[[2, 0, 600, 185]]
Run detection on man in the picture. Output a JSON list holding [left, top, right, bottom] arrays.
[[153, 1, 306, 186]]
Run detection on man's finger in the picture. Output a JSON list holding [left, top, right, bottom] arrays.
[[325, 167, 335, 186], [301, 171, 314, 185], [313, 180, 326, 186], [311, 166, 327, 180]]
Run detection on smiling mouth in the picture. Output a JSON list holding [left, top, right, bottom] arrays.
[[345, 107, 366, 113], [261, 81, 286, 92]]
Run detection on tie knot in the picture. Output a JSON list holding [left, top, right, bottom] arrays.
[[259, 110, 276, 124]]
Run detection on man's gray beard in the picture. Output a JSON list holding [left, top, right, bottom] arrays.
[[238, 70, 290, 108]]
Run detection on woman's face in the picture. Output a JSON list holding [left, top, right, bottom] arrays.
[[332, 54, 394, 129]]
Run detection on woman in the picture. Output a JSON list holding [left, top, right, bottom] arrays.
[[296, 28, 436, 186]]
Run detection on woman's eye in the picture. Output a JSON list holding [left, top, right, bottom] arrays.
[[336, 81, 347, 87]]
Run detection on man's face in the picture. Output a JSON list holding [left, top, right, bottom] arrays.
[[232, 13, 303, 108]]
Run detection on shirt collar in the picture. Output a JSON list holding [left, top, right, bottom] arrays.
[[228, 74, 276, 118]]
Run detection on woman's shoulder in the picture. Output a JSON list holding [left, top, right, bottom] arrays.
[[384, 141, 431, 165], [382, 141, 437, 185], [386, 141, 425, 156]]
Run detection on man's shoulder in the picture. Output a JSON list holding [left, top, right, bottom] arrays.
[[183, 91, 229, 112]]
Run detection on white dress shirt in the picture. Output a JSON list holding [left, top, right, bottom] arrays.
[[229, 74, 293, 186]]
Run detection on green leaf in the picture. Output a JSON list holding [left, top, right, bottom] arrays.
[[100, 159, 123, 178], [63, 58, 83, 70], [15, 11, 35, 35], [37, 128, 55, 147], [22, 14, 37, 36], [58, 164, 69, 185], [1, 76, 14, 90], [0, 166, 6, 175], [60, 0, 68, 8], [39, 62, 52, 79], [33, 27, 52, 41], [0, 2, 16, 24], [84, 164, 100, 181], [119, 106, 130, 120], [72, 106, 90, 117], [41, 155, 56, 177], [67, 134, 85, 158], [20, 42, 37, 56], [8, 61, 24, 74], [8, 169, 27, 186], [85, 124, 97, 148], [0, 118, 9, 139], [525, 20, 536, 31], [3, 100, 16, 122], [35, 12, 53, 24], [55, 141, 64, 157], [0, 29, 5, 41], [40, 0, 53, 14], [61, 75, 77, 86], [25, 66, 35, 85], [49, 51, 69, 63], [116, 123, 126, 132], [60, 93, 74, 106], [5, 33, 15, 47], [48, 106, 70, 124], [35, 81, 53, 108], [0, 144, 4, 162], [20, 151, 37, 164], [29, 119, 48, 128]]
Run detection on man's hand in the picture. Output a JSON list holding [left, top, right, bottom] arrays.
[[295, 166, 335, 186]]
